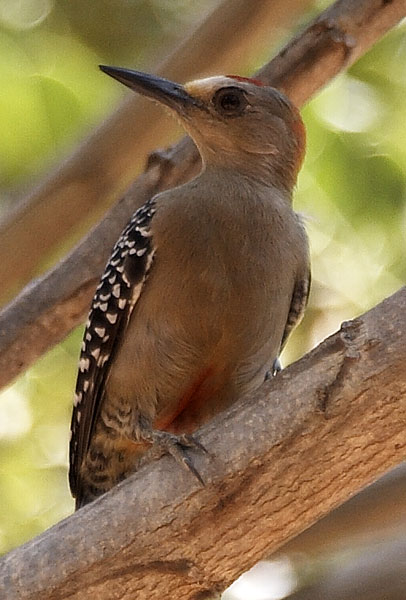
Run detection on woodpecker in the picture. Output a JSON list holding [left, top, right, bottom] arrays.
[[69, 67, 310, 509]]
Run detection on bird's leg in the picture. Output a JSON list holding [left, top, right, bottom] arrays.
[[134, 414, 207, 486], [272, 357, 282, 375], [264, 357, 283, 381]]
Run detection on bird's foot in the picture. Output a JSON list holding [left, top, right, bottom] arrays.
[[264, 358, 283, 381], [138, 424, 207, 486], [272, 357, 282, 375]]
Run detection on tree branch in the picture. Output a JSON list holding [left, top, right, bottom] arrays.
[[1, 0, 405, 391], [0, 0, 311, 303], [276, 463, 406, 558], [258, 0, 406, 105], [1, 287, 405, 599]]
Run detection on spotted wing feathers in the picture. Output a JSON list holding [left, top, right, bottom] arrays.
[[280, 271, 311, 352], [69, 199, 156, 497]]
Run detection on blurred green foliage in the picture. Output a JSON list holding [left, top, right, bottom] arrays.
[[0, 0, 405, 559]]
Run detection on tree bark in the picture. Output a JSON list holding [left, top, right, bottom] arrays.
[[1, 0, 405, 391], [276, 463, 406, 558], [0, 288, 405, 600]]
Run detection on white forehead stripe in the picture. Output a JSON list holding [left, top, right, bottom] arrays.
[[185, 75, 234, 95]]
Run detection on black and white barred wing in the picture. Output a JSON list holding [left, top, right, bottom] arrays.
[[280, 269, 311, 353], [69, 200, 156, 497]]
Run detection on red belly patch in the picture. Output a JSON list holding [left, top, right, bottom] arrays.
[[154, 366, 216, 435]]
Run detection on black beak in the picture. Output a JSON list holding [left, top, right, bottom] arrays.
[[99, 65, 196, 111]]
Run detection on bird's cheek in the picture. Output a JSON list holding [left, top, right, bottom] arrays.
[[239, 135, 279, 156]]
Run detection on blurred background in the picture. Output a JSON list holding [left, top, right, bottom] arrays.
[[0, 0, 405, 598]]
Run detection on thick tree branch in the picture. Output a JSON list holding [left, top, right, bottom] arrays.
[[275, 463, 406, 558], [0, 288, 405, 600], [0, 0, 311, 302], [1, 0, 405, 391]]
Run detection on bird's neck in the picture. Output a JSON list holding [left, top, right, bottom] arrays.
[[197, 147, 298, 195], [198, 163, 294, 205]]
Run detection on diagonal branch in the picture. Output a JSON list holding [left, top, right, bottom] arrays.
[[276, 463, 406, 558], [1, 287, 405, 599], [0, 0, 405, 390]]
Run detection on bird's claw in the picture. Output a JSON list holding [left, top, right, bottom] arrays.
[[177, 433, 208, 454], [147, 430, 206, 486]]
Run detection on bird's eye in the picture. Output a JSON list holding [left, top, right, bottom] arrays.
[[213, 87, 248, 117]]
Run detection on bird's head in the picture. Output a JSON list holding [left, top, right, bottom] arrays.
[[100, 66, 305, 190]]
